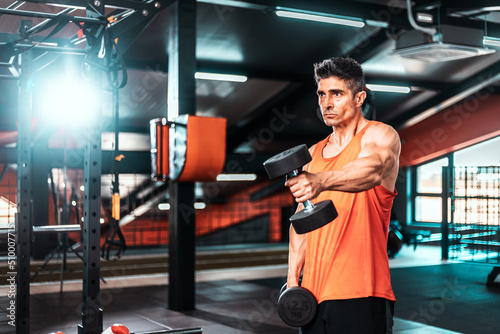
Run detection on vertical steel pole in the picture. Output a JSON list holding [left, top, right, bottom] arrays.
[[441, 166, 449, 260], [79, 1, 104, 333], [16, 47, 33, 334], [167, 0, 197, 311]]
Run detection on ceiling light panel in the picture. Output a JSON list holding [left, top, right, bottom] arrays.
[[275, 7, 365, 28]]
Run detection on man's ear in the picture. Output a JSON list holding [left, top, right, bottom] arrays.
[[356, 91, 367, 107]]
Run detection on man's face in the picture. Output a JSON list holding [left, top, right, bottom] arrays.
[[316, 77, 365, 127]]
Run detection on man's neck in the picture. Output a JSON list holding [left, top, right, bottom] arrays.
[[330, 116, 369, 147]]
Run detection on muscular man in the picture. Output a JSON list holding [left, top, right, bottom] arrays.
[[285, 57, 401, 333]]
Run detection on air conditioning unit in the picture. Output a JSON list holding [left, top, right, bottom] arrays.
[[394, 25, 495, 62]]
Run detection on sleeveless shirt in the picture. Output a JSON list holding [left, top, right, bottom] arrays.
[[301, 121, 396, 303]]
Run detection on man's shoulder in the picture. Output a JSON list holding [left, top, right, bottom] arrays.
[[364, 121, 399, 140]]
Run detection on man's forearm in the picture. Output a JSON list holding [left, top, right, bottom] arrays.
[[287, 224, 306, 287]]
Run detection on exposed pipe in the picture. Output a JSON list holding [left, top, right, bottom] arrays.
[[406, 0, 437, 36]]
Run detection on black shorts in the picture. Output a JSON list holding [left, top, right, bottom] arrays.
[[299, 297, 395, 334]]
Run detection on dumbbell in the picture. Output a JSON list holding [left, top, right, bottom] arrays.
[[277, 283, 317, 327], [263, 144, 338, 234]]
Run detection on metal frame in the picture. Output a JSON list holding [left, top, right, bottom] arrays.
[[16, 45, 33, 334], [1, 1, 172, 333]]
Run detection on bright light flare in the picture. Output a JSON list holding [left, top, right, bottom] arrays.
[[38, 73, 100, 127]]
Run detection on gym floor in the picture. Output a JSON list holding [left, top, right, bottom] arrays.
[[1, 245, 499, 334]]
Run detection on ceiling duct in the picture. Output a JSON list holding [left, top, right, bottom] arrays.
[[394, 26, 495, 62], [395, 0, 494, 62]]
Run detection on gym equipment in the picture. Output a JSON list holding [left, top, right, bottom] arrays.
[[150, 115, 226, 182], [486, 267, 500, 289], [263, 144, 338, 234], [150, 118, 170, 180], [277, 283, 317, 327], [103, 83, 127, 261], [387, 220, 403, 258]]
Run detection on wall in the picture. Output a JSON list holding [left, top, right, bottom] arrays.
[[118, 180, 294, 247], [399, 93, 500, 167]]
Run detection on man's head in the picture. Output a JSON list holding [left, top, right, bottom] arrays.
[[314, 57, 367, 127], [314, 57, 364, 96]]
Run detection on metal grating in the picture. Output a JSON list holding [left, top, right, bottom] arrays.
[[448, 166, 500, 263]]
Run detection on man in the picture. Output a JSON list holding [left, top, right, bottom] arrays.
[[285, 57, 401, 333]]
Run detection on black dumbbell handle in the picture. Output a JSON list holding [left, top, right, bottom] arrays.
[[287, 169, 315, 211]]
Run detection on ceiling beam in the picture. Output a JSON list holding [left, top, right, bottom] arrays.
[[388, 59, 500, 129], [21, 0, 155, 10], [198, 0, 411, 27], [226, 82, 311, 151], [197, 61, 311, 82], [440, 0, 500, 12]]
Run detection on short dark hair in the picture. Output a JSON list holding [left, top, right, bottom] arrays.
[[313, 57, 365, 95]]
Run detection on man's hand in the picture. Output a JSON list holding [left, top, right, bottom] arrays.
[[285, 172, 325, 203]]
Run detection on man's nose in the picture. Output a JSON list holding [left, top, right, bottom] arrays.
[[322, 95, 333, 109]]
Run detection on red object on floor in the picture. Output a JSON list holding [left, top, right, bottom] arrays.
[[101, 324, 130, 334]]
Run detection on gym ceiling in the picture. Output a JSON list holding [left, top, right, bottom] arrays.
[[1, 0, 500, 203]]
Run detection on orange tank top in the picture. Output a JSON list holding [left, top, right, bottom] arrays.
[[302, 121, 396, 303]]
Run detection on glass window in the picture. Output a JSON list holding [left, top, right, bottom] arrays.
[[415, 196, 442, 222], [454, 136, 500, 166], [0, 196, 16, 228], [416, 158, 449, 194]]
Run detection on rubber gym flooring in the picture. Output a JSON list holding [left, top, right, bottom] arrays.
[[0, 245, 499, 334]]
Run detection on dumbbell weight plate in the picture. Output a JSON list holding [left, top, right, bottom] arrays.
[[263, 144, 311, 179], [277, 286, 317, 327], [290, 200, 338, 234]]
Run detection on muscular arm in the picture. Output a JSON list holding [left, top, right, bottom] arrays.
[[287, 124, 400, 202], [287, 204, 306, 288]]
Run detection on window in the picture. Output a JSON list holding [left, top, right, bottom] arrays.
[[413, 157, 449, 223], [454, 136, 500, 166], [410, 135, 500, 225], [0, 196, 16, 228]]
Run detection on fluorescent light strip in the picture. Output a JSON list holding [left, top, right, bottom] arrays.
[[365, 20, 389, 28], [483, 36, 500, 47], [416, 13, 433, 23], [158, 203, 170, 211], [275, 8, 365, 28], [216, 173, 257, 181], [158, 202, 206, 210], [195, 72, 247, 82], [194, 202, 206, 210], [366, 84, 411, 94]]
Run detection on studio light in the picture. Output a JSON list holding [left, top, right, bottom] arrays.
[[216, 173, 257, 181], [195, 72, 247, 82], [275, 7, 365, 28], [365, 84, 411, 94]]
